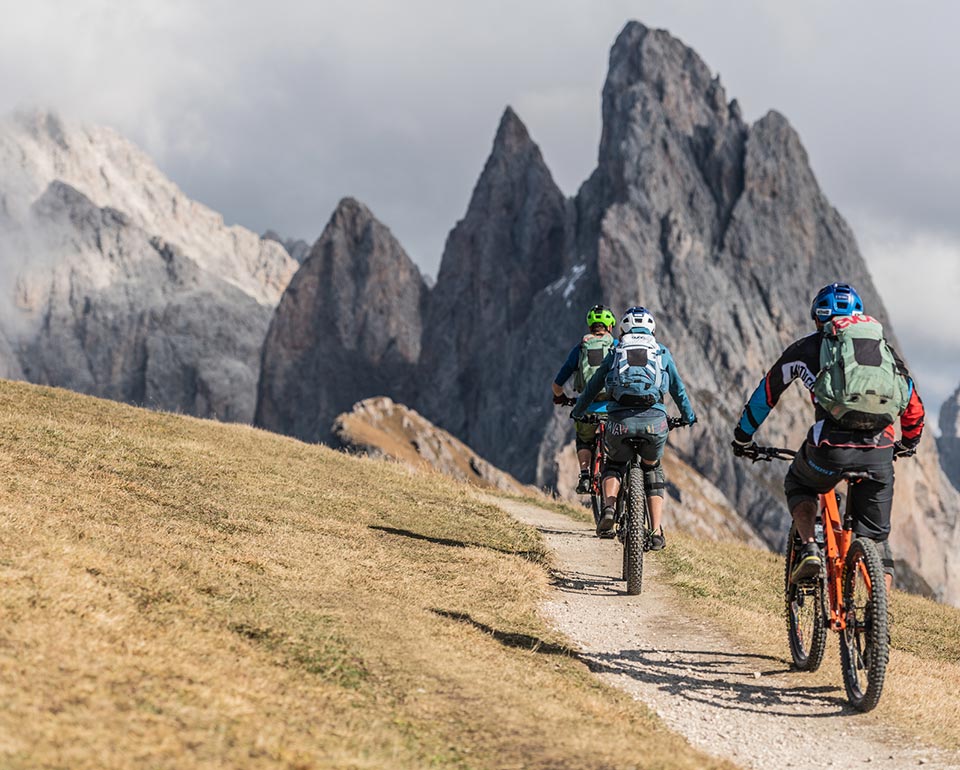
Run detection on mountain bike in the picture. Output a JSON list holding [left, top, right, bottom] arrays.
[[557, 397, 610, 530], [615, 416, 687, 595], [737, 445, 898, 712]]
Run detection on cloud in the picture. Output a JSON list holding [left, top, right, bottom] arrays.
[[857, 221, 960, 424], [1, 0, 957, 407]]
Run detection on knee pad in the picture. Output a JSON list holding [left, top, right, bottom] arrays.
[[643, 462, 666, 499], [878, 539, 895, 579], [865, 537, 895, 579]]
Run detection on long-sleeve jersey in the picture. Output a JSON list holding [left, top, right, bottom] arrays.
[[736, 331, 925, 449], [572, 343, 696, 423]]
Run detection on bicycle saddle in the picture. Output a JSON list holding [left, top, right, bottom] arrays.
[[839, 470, 879, 483]]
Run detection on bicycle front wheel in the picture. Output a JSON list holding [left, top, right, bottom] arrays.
[[840, 537, 890, 712], [784, 525, 827, 671], [624, 465, 647, 595]]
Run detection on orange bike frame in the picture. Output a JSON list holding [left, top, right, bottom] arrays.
[[820, 482, 874, 631], [820, 490, 849, 631]]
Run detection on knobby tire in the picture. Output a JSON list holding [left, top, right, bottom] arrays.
[[625, 465, 646, 595], [784, 525, 827, 671], [840, 537, 889, 712], [590, 493, 602, 528]]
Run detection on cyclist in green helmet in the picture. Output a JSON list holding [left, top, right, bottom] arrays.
[[552, 304, 618, 493]]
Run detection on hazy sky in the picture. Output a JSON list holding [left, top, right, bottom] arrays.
[[1, 0, 958, 415]]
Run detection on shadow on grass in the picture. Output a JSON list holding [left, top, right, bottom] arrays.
[[431, 609, 578, 658], [369, 525, 544, 562], [585, 647, 852, 717]]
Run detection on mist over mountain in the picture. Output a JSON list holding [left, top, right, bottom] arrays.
[[255, 22, 960, 603], [0, 111, 296, 421]]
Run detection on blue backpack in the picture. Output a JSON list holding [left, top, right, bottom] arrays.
[[606, 333, 666, 408]]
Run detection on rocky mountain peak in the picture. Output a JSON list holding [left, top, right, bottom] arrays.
[[255, 198, 426, 444], [0, 110, 297, 422], [491, 106, 533, 155], [0, 110, 295, 306], [262, 229, 310, 263], [414, 108, 579, 478], [606, 22, 731, 127]]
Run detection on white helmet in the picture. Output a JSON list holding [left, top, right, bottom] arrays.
[[619, 306, 656, 335]]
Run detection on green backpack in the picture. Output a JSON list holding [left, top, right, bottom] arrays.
[[813, 315, 910, 430], [573, 332, 614, 394]]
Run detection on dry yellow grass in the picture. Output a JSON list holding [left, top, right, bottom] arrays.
[[659, 532, 960, 750], [0, 380, 734, 770]]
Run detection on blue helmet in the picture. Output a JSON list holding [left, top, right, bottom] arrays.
[[810, 283, 864, 322]]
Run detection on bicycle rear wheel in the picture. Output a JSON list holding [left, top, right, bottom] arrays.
[[840, 537, 890, 712], [624, 465, 647, 595], [784, 525, 826, 671], [590, 492, 602, 528]]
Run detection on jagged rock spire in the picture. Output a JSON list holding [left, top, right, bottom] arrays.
[[255, 197, 426, 443]]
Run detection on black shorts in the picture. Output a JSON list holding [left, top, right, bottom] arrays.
[[784, 443, 895, 542]]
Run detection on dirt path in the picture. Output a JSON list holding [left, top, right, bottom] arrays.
[[492, 496, 960, 770]]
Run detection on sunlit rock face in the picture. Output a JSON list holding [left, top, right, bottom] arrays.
[[0, 111, 296, 421]]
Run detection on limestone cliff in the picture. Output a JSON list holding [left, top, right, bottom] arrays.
[[0, 112, 296, 420], [255, 198, 426, 443]]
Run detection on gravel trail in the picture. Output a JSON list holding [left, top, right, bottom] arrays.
[[492, 496, 960, 770]]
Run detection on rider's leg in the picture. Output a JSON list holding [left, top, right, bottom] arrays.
[[847, 447, 896, 594], [575, 421, 596, 472], [783, 445, 832, 582], [785, 444, 837, 543], [790, 499, 818, 542], [577, 448, 592, 472], [641, 459, 666, 533], [602, 474, 621, 509], [575, 422, 597, 493]]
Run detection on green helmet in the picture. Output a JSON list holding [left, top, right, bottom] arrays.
[[586, 304, 616, 329]]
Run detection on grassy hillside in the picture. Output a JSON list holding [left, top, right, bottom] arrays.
[[660, 534, 960, 750], [0, 380, 733, 770]]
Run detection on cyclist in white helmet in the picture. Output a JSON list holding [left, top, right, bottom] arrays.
[[572, 306, 696, 547]]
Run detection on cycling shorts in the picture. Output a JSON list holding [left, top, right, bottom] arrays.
[[784, 443, 895, 543]]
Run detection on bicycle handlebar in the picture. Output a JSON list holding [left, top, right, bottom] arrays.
[[572, 412, 691, 429], [736, 445, 798, 463]]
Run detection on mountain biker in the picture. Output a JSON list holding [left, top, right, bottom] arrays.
[[552, 305, 618, 493], [732, 283, 925, 590], [571, 307, 696, 546]]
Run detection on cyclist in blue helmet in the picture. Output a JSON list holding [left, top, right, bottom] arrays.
[[732, 282, 925, 589], [810, 282, 864, 321], [572, 306, 696, 546]]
